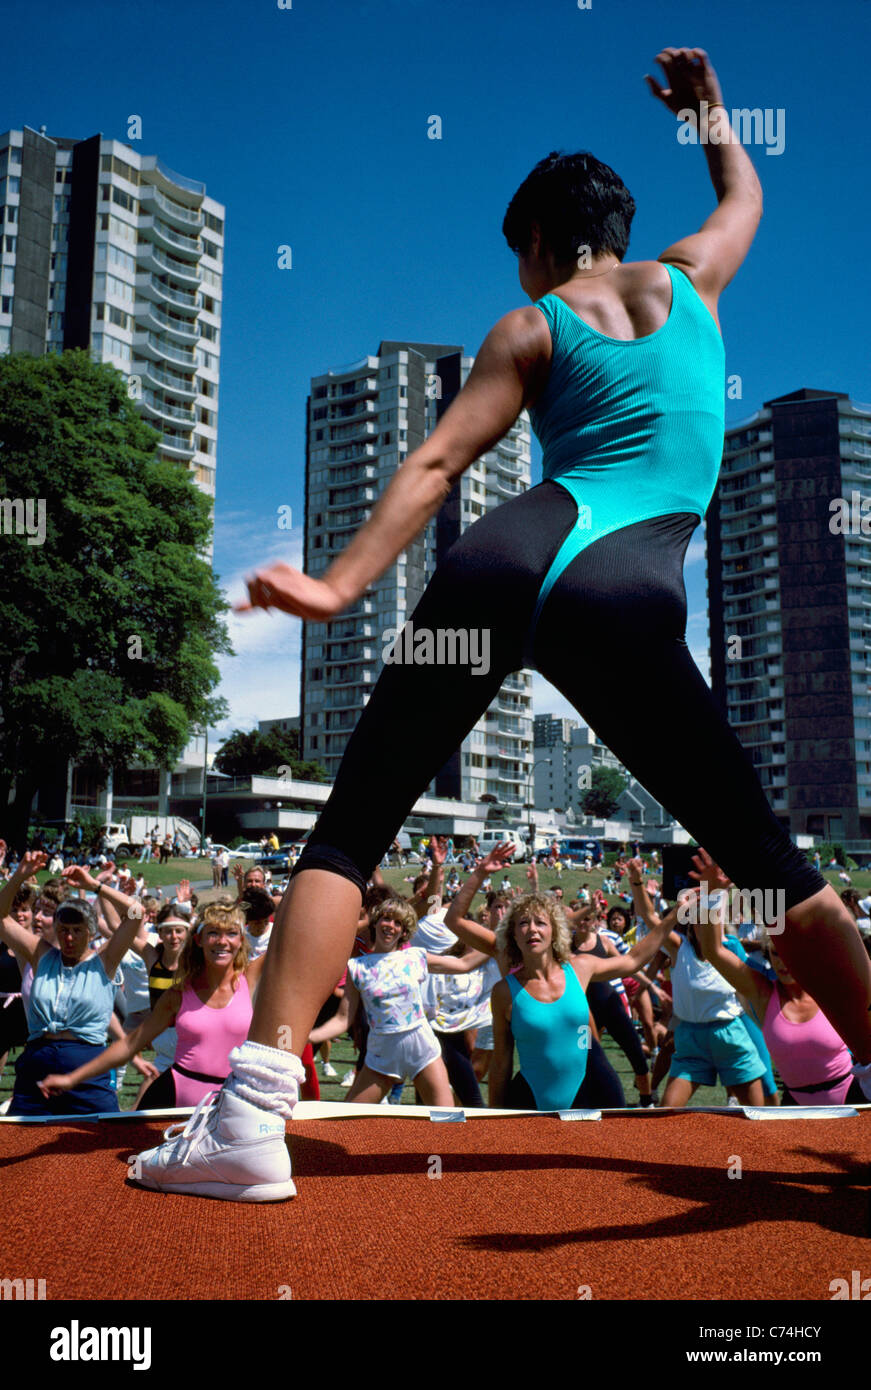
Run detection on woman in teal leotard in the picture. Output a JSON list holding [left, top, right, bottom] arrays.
[[487, 884, 676, 1111]]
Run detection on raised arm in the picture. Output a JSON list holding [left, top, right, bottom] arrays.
[[687, 848, 772, 1023], [408, 835, 446, 921], [235, 309, 549, 620], [443, 844, 515, 957], [648, 48, 763, 301], [0, 851, 48, 967], [625, 857, 662, 932], [579, 899, 688, 986]]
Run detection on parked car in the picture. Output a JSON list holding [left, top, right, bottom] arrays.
[[477, 829, 529, 861], [256, 843, 301, 872], [232, 842, 263, 858], [558, 837, 603, 866]]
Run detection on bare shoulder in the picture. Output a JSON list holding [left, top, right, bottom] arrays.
[[493, 305, 553, 362], [491, 976, 512, 1019], [657, 255, 721, 327], [569, 952, 595, 984]]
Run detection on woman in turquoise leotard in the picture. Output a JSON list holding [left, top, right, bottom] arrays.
[[488, 881, 676, 1111]]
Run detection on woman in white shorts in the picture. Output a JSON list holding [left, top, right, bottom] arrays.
[[309, 898, 489, 1105]]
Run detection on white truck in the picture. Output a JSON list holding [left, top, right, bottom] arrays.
[[99, 815, 201, 857]]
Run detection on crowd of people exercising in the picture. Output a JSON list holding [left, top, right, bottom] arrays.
[[1, 832, 868, 1119]]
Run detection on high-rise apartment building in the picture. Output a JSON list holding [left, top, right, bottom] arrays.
[[301, 341, 533, 812], [0, 124, 223, 825], [0, 125, 223, 501], [708, 388, 871, 844]]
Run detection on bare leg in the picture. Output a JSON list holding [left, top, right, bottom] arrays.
[[779, 885, 871, 1064], [731, 1078, 764, 1106], [346, 1065, 392, 1104], [651, 1033, 675, 1090], [413, 1056, 455, 1107], [249, 869, 362, 1057], [661, 1076, 698, 1108]]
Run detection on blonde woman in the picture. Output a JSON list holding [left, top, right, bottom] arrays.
[[460, 889, 675, 1111], [39, 902, 265, 1111]]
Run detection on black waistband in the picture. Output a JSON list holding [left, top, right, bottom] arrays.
[[782, 1068, 853, 1097], [172, 1062, 227, 1085]]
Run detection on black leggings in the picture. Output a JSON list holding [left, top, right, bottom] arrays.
[[586, 980, 648, 1077], [292, 482, 827, 908], [432, 1028, 484, 1108], [505, 1037, 626, 1110]]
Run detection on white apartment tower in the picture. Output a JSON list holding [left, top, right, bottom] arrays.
[[301, 340, 534, 814], [0, 125, 223, 501]]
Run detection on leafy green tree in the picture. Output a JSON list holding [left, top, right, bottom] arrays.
[[214, 726, 326, 782], [579, 766, 628, 820], [0, 350, 231, 847]]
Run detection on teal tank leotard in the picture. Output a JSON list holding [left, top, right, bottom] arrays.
[[507, 963, 590, 1111], [524, 262, 725, 659]]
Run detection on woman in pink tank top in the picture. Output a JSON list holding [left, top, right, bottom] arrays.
[[694, 873, 864, 1106], [39, 902, 264, 1110]]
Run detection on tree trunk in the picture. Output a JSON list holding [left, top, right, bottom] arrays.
[[6, 777, 38, 854]]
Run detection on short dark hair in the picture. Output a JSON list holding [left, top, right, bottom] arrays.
[[363, 882, 395, 917], [240, 887, 275, 922], [502, 150, 635, 265]]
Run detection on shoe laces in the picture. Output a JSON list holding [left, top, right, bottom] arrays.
[[162, 1090, 221, 1159]]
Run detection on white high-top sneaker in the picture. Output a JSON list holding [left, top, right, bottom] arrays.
[[129, 1088, 296, 1202]]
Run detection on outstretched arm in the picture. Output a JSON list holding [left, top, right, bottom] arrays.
[[408, 835, 446, 920], [648, 48, 763, 301], [443, 844, 516, 958], [0, 851, 48, 967], [581, 899, 689, 985], [426, 949, 492, 975], [235, 310, 549, 620], [309, 982, 359, 1047], [37, 991, 180, 1096]]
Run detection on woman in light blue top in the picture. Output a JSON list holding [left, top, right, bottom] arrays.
[[0, 853, 146, 1115]]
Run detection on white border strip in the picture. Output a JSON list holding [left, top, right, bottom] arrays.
[[0, 1101, 867, 1126]]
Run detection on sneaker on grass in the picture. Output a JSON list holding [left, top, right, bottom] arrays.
[[321, 1061, 338, 1078], [339, 1069, 355, 1088]]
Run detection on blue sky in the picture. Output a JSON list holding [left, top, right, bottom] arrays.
[[8, 0, 870, 738]]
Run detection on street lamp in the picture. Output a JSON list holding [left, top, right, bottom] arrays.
[[528, 757, 552, 855], [199, 727, 209, 852]]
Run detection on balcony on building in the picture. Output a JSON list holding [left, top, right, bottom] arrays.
[[137, 241, 202, 287], [139, 156, 206, 203], [140, 389, 196, 428], [136, 271, 200, 316], [135, 357, 197, 399], [139, 180, 204, 231], [138, 212, 202, 262], [135, 329, 197, 369], [134, 298, 200, 343]]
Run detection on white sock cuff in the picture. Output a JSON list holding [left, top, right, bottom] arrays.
[[227, 1041, 306, 1119], [231, 1040, 305, 1073]]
